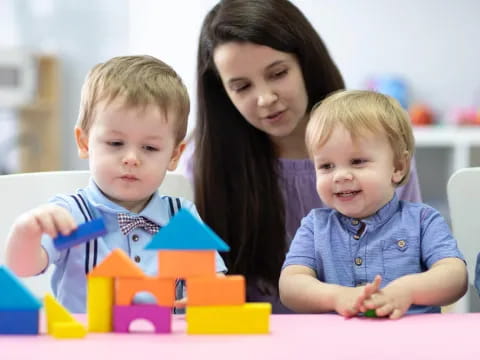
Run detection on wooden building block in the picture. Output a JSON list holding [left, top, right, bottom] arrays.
[[115, 277, 176, 306], [145, 209, 229, 251], [54, 218, 106, 250], [87, 277, 114, 332], [44, 294, 76, 335], [113, 305, 171, 333], [52, 322, 87, 339], [186, 303, 271, 334], [88, 248, 145, 278], [187, 275, 245, 306], [158, 250, 216, 278], [0, 310, 39, 335]]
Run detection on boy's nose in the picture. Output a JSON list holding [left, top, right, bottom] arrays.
[[122, 151, 140, 167], [334, 168, 353, 182]]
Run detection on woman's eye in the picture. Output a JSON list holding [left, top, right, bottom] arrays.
[[272, 69, 287, 78], [232, 83, 250, 92]]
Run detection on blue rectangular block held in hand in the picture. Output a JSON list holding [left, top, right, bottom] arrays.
[[54, 218, 107, 250]]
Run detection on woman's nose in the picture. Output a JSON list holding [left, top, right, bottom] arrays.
[[257, 88, 278, 107]]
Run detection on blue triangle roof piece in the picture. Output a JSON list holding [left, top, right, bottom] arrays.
[[0, 266, 42, 309], [145, 209, 230, 251]]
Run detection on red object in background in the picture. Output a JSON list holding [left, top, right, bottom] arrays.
[[409, 104, 434, 126], [451, 107, 479, 125]]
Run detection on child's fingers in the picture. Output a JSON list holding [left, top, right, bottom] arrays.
[[35, 213, 59, 238], [371, 275, 382, 292], [389, 308, 404, 320], [174, 297, 188, 308], [51, 209, 77, 235], [374, 302, 394, 317]]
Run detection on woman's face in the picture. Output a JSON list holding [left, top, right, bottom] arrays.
[[213, 42, 309, 140]]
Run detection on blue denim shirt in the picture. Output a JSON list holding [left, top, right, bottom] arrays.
[[283, 194, 464, 314], [41, 178, 227, 313]]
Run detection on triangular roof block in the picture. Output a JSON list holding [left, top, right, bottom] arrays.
[[88, 248, 146, 278], [145, 209, 230, 251], [0, 266, 42, 310]]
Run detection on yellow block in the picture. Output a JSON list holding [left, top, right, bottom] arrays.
[[52, 322, 87, 339], [87, 276, 114, 332], [44, 294, 77, 335], [186, 303, 271, 334]]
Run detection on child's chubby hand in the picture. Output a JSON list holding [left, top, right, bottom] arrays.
[[334, 275, 382, 318], [12, 204, 77, 240], [361, 278, 413, 319]]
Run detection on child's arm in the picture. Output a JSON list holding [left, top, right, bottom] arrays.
[[279, 265, 381, 317], [362, 258, 467, 319], [5, 204, 77, 276]]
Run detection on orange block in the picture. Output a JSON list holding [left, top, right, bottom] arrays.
[[116, 277, 176, 306], [187, 275, 245, 306], [158, 250, 216, 278], [89, 249, 145, 278]]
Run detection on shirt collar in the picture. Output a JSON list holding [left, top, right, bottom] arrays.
[[82, 178, 170, 226], [337, 193, 400, 232]]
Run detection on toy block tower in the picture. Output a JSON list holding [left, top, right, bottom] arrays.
[[145, 209, 271, 334], [87, 249, 175, 334], [0, 266, 42, 335]]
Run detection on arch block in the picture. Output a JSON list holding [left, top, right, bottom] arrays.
[[113, 305, 171, 333]]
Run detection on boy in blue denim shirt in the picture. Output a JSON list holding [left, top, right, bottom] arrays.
[[6, 55, 226, 312], [280, 90, 467, 319]]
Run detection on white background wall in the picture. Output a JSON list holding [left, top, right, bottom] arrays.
[[1, 0, 480, 170]]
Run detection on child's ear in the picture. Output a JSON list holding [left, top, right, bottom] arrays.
[[167, 141, 186, 171], [392, 151, 409, 184], [75, 127, 89, 159]]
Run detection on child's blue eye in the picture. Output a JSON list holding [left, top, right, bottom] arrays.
[[319, 163, 333, 170], [143, 145, 158, 152], [351, 159, 367, 165]]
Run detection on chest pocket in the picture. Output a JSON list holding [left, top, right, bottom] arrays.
[[382, 235, 422, 282]]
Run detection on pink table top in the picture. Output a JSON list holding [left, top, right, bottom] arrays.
[[1, 313, 479, 359]]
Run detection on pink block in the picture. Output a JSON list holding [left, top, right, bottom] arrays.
[[113, 305, 172, 334]]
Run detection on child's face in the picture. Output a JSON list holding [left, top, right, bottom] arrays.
[[75, 98, 185, 213], [213, 42, 309, 141], [312, 125, 406, 219]]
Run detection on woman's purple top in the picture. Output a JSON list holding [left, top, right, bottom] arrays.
[[178, 145, 422, 313]]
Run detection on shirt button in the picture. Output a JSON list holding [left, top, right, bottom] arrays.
[[352, 219, 359, 225], [397, 240, 406, 248], [353, 234, 360, 240], [132, 234, 139, 242], [354, 257, 363, 266], [134, 256, 141, 263]]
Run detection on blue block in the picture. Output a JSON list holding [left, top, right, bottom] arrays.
[[145, 209, 230, 251], [54, 218, 107, 250], [0, 267, 42, 310], [0, 310, 39, 334]]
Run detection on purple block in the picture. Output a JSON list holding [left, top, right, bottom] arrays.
[[113, 305, 172, 333]]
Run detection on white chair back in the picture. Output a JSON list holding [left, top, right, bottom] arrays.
[[447, 167, 480, 312], [0, 170, 193, 297]]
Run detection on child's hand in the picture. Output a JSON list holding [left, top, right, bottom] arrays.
[[354, 275, 382, 313], [362, 279, 413, 319], [334, 285, 372, 318], [13, 204, 77, 240]]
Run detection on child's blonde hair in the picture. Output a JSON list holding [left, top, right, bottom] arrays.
[[77, 55, 190, 144], [306, 90, 415, 186]]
